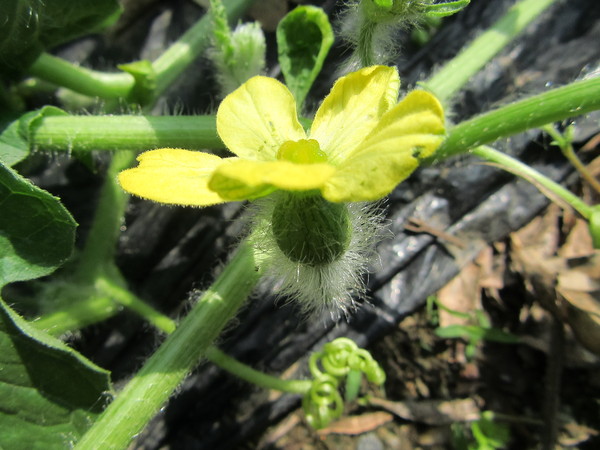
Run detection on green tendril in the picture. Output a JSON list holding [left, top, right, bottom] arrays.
[[310, 337, 386, 384], [302, 374, 344, 429], [303, 337, 386, 428]]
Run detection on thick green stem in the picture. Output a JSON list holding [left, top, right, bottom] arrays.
[[34, 280, 309, 396], [205, 347, 311, 394], [75, 242, 262, 450], [31, 151, 138, 337], [153, 0, 256, 95], [424, 0, 558, 103], [32, 280, 175, 337], [75, 151, 136, 282], [33, 282, 309, 395], [435, 77, 600, 160], [95, 277, 177, 334], [28, 53, 135, 99], [29, 77, 600, 156], [31, 115, 223, 152], [472, 146, 592, 219], [28, 0, 255, 101]]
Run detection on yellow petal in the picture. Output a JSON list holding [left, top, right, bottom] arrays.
[[216, 76, 306, 161], [209, 160, 336, 201], [310, 65, 400, 163], [323, 91, 445, 202], [118, 149, 229, 206]]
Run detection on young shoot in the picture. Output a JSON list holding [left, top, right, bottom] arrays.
[[339, 0, 470, 68]]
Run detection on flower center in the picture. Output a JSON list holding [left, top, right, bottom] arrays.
[[272, 192, 351, 267], [277, 139, 327, 164]]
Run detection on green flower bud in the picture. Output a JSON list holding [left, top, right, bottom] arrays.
[[341, 0, 469, 67], [209, 0, 266, 97], [361, 0, 428, 24]]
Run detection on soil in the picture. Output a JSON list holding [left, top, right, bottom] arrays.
[[24, 0, 600, 448]]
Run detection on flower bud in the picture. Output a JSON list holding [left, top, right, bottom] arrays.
[[209, 0, 266, 97], [361, 0, 427, 24]]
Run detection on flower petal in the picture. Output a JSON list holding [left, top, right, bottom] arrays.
[[216, 76, 306, 161], [209, 160, 336, 201], [310, 65, 400, 163], [323, 90, 445, 202], [118, 149, 229, 206]]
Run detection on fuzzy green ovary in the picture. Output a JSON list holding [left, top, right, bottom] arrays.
[[272, 193, 351, 266]]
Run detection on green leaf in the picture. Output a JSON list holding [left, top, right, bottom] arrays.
[[277, 6, 334, 109], [0, 160, 76, 287], [0, 0, 122, 79], [0, 297, 112, 449], [423, 0, 470, 18], [0, 106, 68, 167]]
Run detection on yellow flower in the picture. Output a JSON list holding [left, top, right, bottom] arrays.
[[119, 65, 445, 205]]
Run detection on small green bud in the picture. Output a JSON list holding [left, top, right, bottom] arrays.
[[272, 193, 352, 266], [209, 0, 266, 96], [361, 0, 427, 24], [363, 0, 470, 22]]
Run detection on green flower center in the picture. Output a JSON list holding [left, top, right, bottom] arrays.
[[277, 139, 327, 164], [272, 193, 351, 267]]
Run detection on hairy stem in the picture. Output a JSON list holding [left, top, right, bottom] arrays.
[[95, 276, 177, 334], [31, 115, 223, 152], [153, 0, 256, 96], [29, 53, 134, 99], [34, 279, 310, 397], [75, 242, 262, 450], [30, 78, 600, 157], [34, 282, 310, 396], [32, 295, 121, 337], [424, 0, 558, 103], [472, 146, 592, 219], [75, 151, 136, 282], [435, 77, 600, 160], [27, 0, 256, 102], [31, 152, 137, 336], [205, 347, 312, 394]]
